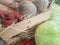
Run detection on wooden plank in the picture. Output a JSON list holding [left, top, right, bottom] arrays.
[[0, 4, 16, 14], [0, 25, 3, 32], [0, 0, 18, 9], [0, 11, 51, 44]]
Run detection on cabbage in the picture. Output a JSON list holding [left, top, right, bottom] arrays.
[[49, 5, 60, 21], [35, 5, 60, 45], [35, 21, 60, 45]]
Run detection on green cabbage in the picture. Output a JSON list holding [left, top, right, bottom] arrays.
[[49, 5, 60, 21], [35, 5, 60, 45]]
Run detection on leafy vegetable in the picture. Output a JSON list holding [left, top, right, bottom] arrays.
[[35, 4, 60, 45]]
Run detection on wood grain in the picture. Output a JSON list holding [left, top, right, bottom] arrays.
[[0, 11, 51, 44], [0, 0, 19, 9]]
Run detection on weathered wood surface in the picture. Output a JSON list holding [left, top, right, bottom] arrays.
[[0, 11, 51, 44]]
